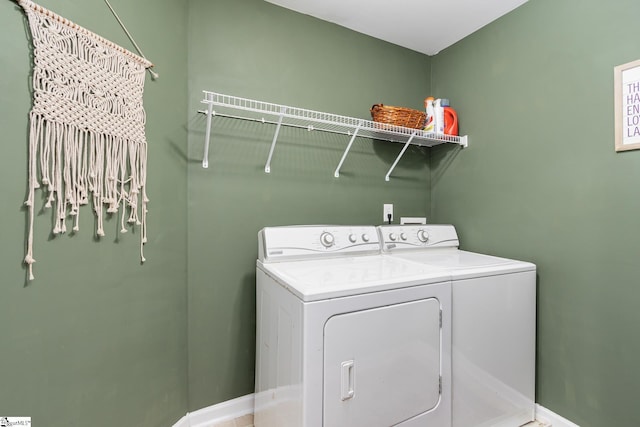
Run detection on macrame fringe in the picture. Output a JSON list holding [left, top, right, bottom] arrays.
[[24, 114, 148, 280], [20, 0, 150, 280]]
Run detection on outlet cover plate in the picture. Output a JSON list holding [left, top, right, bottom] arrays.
[[383, 204, 393, 222]]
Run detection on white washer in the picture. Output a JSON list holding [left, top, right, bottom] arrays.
[[254, 225, 452, 427], [378, 224, 536, 427]]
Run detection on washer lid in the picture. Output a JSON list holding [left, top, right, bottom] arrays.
[[260, 254, 449, 302], [391, 249, 535, 279]]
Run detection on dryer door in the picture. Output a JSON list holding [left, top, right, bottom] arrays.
[[323, 298, 442, 427]]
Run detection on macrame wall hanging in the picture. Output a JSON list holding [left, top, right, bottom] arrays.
[[18, 0, 155, 280]]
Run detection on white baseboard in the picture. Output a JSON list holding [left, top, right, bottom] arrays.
[[536, 404, 580, 427], [172, 414, 190, 427], [172, 393, 254, 427], [175, 396, 578, 427]]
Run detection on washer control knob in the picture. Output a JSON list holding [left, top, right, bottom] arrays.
[[417, 229, 429, 243], [400, 233, 407, 241], [389, 233, 397, 241], [361, 234, 370, 242], [320, 232, 335, 247], [348, 233, 357, 243]]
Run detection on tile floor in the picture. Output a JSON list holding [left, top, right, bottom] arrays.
[[210, 415, 550, 427], [209, 414, 253, 427]]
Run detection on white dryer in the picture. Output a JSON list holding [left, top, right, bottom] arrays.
[[254, 225, 452, 427], [378, 224, 536, 427]]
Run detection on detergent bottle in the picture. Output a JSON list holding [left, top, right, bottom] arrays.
[[424, 97, 435, 133], [441, 98, 459, 136], [434, 98, 445, 134]]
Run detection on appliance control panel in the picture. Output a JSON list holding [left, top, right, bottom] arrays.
[[259, 225, 381, 262], [378, 225, 459, 252]]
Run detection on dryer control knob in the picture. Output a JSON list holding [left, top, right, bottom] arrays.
[[400, 233, 407, 241], [348, 233, 357, 243], [389, 233, 397, 241], [417, 229, 429, 243], [320, 232, 335, 247], [361, 234, 370, 242]]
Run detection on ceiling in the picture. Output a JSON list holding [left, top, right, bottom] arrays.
[[264, 0, 529, 56]]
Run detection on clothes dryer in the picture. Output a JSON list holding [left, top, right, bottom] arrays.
[[379, 224, 536, 427], [254, 225, 452, 427]]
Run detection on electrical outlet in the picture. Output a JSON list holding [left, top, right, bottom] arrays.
[[383, 204, 393, 223]]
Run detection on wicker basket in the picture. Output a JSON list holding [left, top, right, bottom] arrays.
[[370, 103, 426, 129]]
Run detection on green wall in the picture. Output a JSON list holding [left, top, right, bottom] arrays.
[[1, 0, 430, 423], [186, 0, 431, 411], [8, 0, 632, 425], [431, 0, 640, 425], [0, 1, 188, 426]]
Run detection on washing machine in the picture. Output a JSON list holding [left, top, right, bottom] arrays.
[[254, 225, 452, 427], [378, 224, 536, 427]]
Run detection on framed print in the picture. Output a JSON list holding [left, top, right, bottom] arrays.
[[615, 59, 640, 152]]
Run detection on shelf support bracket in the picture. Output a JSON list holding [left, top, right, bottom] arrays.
[[202, 101, 215, 168], [385, 131, 417, 181], [265, 106, 286, 173], [334, 121, 362, 178]]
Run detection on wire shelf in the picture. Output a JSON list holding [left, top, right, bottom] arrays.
[[200, 90, 468, 179]]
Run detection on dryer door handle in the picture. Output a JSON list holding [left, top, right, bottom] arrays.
[[341, 360, 355, 401]]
